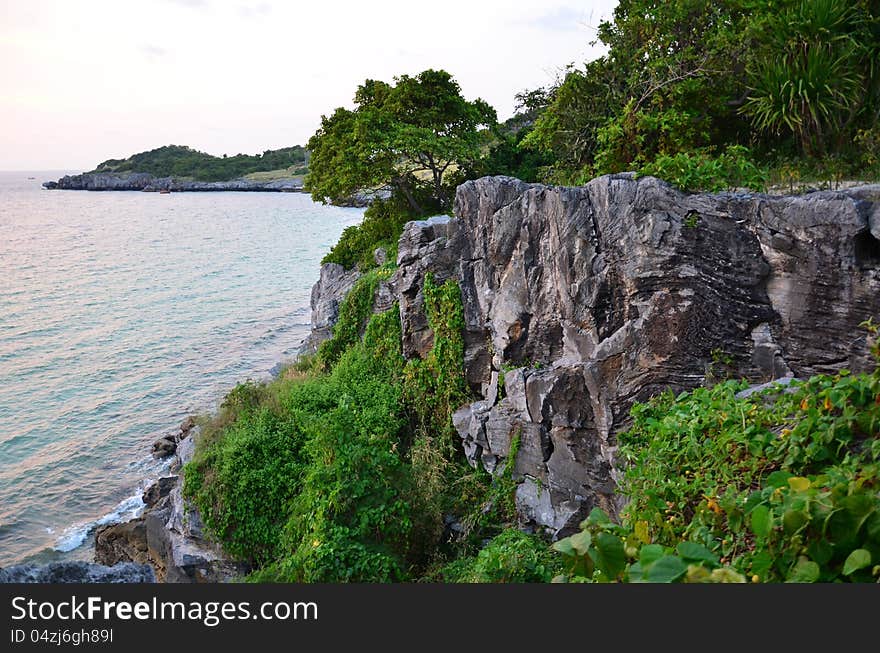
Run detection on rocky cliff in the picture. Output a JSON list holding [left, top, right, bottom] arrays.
[[42, 172, 304, 192], [309, 174, 880, 536]]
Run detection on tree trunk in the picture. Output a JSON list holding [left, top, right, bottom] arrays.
[[394, 177, 423, 215]]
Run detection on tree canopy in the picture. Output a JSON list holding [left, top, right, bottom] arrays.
[[522, 0, 880, 187], [305, 69, 497, 213]]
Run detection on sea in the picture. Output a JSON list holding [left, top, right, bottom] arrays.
[[0, 171, 364, 567]]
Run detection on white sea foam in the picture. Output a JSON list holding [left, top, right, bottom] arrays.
[[53, 490, 147, 553]]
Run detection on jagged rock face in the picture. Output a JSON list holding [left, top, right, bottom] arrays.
[[395, 175, 880, 535], [299, 263, 362, 355]]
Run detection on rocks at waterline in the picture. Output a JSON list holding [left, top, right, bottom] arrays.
[[150, 415, 197, 459], [96, 417, 249, 583], [0, 561, 155, 583]]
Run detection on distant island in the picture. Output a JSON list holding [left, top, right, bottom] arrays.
[[88, 144, 309, 182], [42, 144, 313, 195]]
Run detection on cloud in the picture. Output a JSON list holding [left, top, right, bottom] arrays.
[[139, 44, 168, 59], [522, 6, 594, 32], [237, 3, 272, 19], [163, 0, 209, 8]]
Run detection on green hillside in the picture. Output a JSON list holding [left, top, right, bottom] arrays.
[[90, 144, 309, 182]]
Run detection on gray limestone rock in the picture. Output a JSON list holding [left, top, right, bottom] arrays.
[[394, 175, 880, 534], [298, 262, 362, 355]]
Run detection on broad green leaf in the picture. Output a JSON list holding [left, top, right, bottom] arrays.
[[843, 549, 871, 575], [750, 504, 772, 539], [807, 539, 833, 566], [828, 507, 860, 546], [639, 544, 665, 566], [783, 509, 809, 535], [750, 551, 774, 578], [569, 530, 592, 556], [595, 533, 626, 579], [584, 507, 613, 527], [787, 558, 820, 583], [765, 470, 793, 489], [551, 537, 576, 557], [787, 476, 811, 492], [627, 562, 644, 582], [842, 494, 876, 531], [646, 556, 687, 583], [676, 541, 719, 565], [867, 512, 880, 543]]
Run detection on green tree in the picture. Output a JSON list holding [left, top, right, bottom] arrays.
[[523, 1, 771, 180], [305, 69, 497, 212]]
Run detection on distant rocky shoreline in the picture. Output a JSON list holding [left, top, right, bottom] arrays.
[[41, 172, 389, 207], [42, 171, 305, 193]]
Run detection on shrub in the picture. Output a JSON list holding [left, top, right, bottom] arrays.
[[183, 407, 305, 565], [637, 146, 768, 192], [317, 266, 393, 367], [441, 529, 560, 583], [402, 275, 469, 444], [553, 342, 880, 582], [322, 191, 441, 271]]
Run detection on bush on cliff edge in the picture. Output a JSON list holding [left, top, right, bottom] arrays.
[[551, 325, 880, 583]]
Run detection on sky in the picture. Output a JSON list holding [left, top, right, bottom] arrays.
[[0, 0, 617, 170]]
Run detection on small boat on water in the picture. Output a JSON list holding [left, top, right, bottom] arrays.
[[159, 189, 171, 194]]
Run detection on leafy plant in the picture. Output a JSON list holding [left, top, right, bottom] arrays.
[[638, 146, 768, 192], [742, 0, 869, 156], [402, 274, 469, 445], [441, 529, 560, 583], [553, 508, 746, 583], [317, 266, 393, 367]]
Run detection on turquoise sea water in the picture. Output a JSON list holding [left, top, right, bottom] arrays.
[[0, 172, 363, 566]]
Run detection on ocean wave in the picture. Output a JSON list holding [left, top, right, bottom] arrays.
[[53, 488, 148, 553]]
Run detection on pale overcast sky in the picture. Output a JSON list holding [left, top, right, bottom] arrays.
[[0, 0, 617, 170]]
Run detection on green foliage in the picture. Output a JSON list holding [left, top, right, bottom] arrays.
[[525, 1, 759, 182], [521, 0, 880, 186], [186, 305, 415, 582], [520, 60, 619, 181], [550, 324, 880, 583], [742, 0, 874, 156], [610, 360, 880, 582], [317, 267, 393, 367], [270, 324, 412, 582], [305, 69, 497, 211], [321, 193, 436, 271], [183, 403, 305, 565], [185, 280, 486, 582], [402, 275, 469, 444], [637, 146, 768, 192], [441, 529, 560, 583], [469, 90, 555, 183], [91, 144, 308, 182]]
